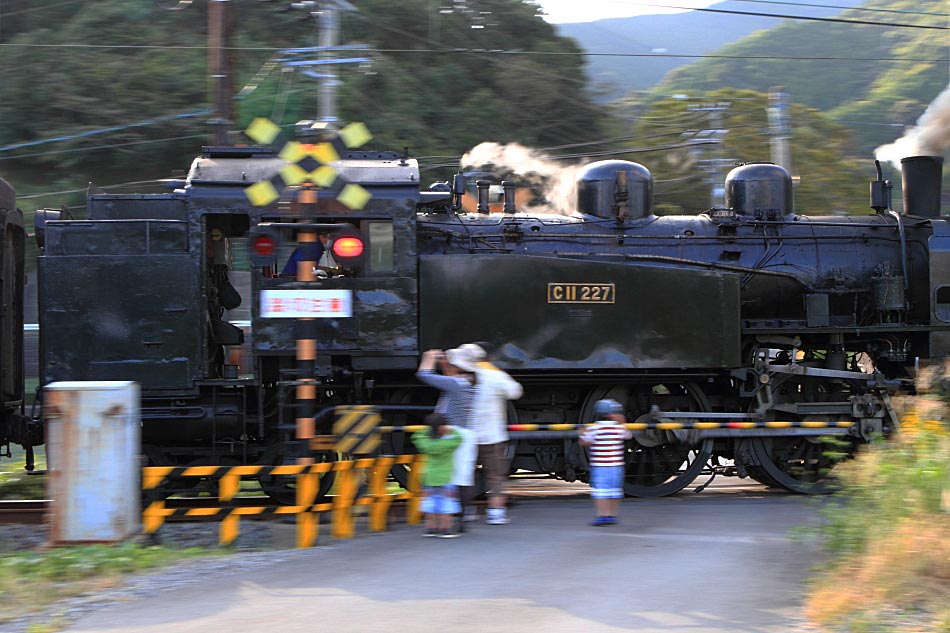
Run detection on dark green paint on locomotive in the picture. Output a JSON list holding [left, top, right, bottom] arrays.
[[419, 254, 741, 369]]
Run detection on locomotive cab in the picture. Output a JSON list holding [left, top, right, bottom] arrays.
[[227, 149, 423, 382]]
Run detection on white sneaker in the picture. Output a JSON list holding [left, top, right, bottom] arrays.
[[485, 508, 509, 525]]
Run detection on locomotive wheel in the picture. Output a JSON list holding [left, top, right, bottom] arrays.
[[257, 449, 338, 505], [743, 435, 855, 494], [583, 383, 713, 497], [383, 390, 515, 499], [383, 389, 433, 491], [624, 439, 713, 497]]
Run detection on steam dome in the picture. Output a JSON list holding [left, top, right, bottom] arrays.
[[576, 160, 654, 220], [725, 162, 793, 218]]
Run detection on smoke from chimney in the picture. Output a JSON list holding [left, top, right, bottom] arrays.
[[460, 142, 580, 215], [875, 83, 950, 168]]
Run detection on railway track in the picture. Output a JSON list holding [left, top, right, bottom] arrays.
[[0, 500, 47, 524]]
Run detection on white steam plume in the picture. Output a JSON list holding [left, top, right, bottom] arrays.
[[875, 83, 950, 168], [460, 142, 580, 215]]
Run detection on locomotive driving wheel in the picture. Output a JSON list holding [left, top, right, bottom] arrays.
[[739, 373, 860, 494], [583, 383, 713, 497], [382, 389, 516, 498], [741, 432, 857, 494], [257, 447, 338, 505], [381, 389, 433, 491]]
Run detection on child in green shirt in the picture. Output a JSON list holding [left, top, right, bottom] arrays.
[[412, 413, 464, 538]]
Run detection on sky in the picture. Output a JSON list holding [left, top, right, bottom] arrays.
[[536, 0, 719, 24]]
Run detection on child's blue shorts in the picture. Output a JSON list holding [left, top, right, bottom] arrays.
[[421, 485, 461, 515], [590, 465, 625, 499]]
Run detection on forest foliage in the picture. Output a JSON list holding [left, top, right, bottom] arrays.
[[0, 0, 602, 209], [0, 0, 902, 219], [656, 0, 948, 156]]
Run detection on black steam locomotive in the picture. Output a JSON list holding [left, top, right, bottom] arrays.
[[0, 178, 28, 462], [2, 128, 947, 497]]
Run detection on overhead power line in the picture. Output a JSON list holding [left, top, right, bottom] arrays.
[[374, 49, 950, 63], [0, 42, 944, 63], [0, 134, 207, 162], [604, 1, 947, 29], [0, 110, 212, 154], [0, 0, 86, 18], [724, 0, 947, 17]]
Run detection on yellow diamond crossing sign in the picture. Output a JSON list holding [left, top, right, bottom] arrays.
[[242, 119, 375, 210], [333, 405, 381, 454]]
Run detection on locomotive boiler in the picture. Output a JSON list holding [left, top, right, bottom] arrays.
[[15, 129, 950, 497]]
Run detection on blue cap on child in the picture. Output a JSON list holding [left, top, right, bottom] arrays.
[[593, 399, 623, 419]]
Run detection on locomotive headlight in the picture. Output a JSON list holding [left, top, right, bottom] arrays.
[[333, 236, 364, 259], [329, 223, 364, 271]]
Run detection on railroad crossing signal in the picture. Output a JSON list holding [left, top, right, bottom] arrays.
[[332, 405, 381, 454], [242, 118, 373, 210]]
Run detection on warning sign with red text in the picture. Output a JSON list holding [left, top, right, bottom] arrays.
[[260, 289, 353, 318]]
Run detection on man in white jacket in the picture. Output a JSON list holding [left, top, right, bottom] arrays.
[[458, 343, 523, 525]]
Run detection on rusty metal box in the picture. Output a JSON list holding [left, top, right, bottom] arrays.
[[45, 381, 140, 544]]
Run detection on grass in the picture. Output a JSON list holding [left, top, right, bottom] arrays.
[[0, 444, 46, 500], [2, 446, 221, 629], [804, 389, 950, 632], [0, 543, 213, 626]]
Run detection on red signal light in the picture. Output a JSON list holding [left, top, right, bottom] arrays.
[[252, 235, 277, 257], [333, 236, 364, 258]]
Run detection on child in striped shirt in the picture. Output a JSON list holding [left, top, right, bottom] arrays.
[[579, 399, 632, 526]]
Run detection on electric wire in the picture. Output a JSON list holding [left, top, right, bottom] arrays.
[[582, 1, 947, 29], [726, 0, 946, 17]]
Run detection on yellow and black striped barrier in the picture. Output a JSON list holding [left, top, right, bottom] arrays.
[[142, 455, 423, 548], [360, 420, 855, 433]]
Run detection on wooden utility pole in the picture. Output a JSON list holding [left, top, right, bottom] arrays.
[[208, 0, 234, 145]]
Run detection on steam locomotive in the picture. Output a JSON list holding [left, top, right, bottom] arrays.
[[1, 125, 947, 497]]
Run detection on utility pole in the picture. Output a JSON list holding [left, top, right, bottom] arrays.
[[208, 0, 234, 145], [768, 87, 792, 175], [317, 2, 339, 125], [290, 0, 359, 126], [688, 102, 731, 207], [159, 0, 234, 145]]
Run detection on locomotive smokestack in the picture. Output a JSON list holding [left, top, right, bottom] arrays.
[[900, 156, 943, 218], [501, 181, 516, 214], [476, 180, 491, 214]]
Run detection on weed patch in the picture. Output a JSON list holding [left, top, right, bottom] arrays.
[[0, 543, 213, 624], [0, 445, 46, 500], [805, 394, 950, 632]]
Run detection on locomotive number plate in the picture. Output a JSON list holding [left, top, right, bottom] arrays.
[[547, 283, 615, 304], [260, 289, 353, 318]]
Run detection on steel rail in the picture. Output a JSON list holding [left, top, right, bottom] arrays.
[[0, 500, 47, 524]]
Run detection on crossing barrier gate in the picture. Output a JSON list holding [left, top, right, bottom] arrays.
[[142, 454, 423, 548]]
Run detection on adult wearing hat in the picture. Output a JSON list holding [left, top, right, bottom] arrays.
[[459, 343, 523, 525], [416, 348, 478, 533]]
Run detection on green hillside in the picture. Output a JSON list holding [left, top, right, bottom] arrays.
[[655, 0, 948, 155], [0, 0, 602, 212], [556, 0, 862, 100]]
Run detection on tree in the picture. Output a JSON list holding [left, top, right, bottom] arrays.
[[613, 89, 870, 215]]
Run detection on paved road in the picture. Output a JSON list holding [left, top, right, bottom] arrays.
[[67, 480, 823, 633]]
